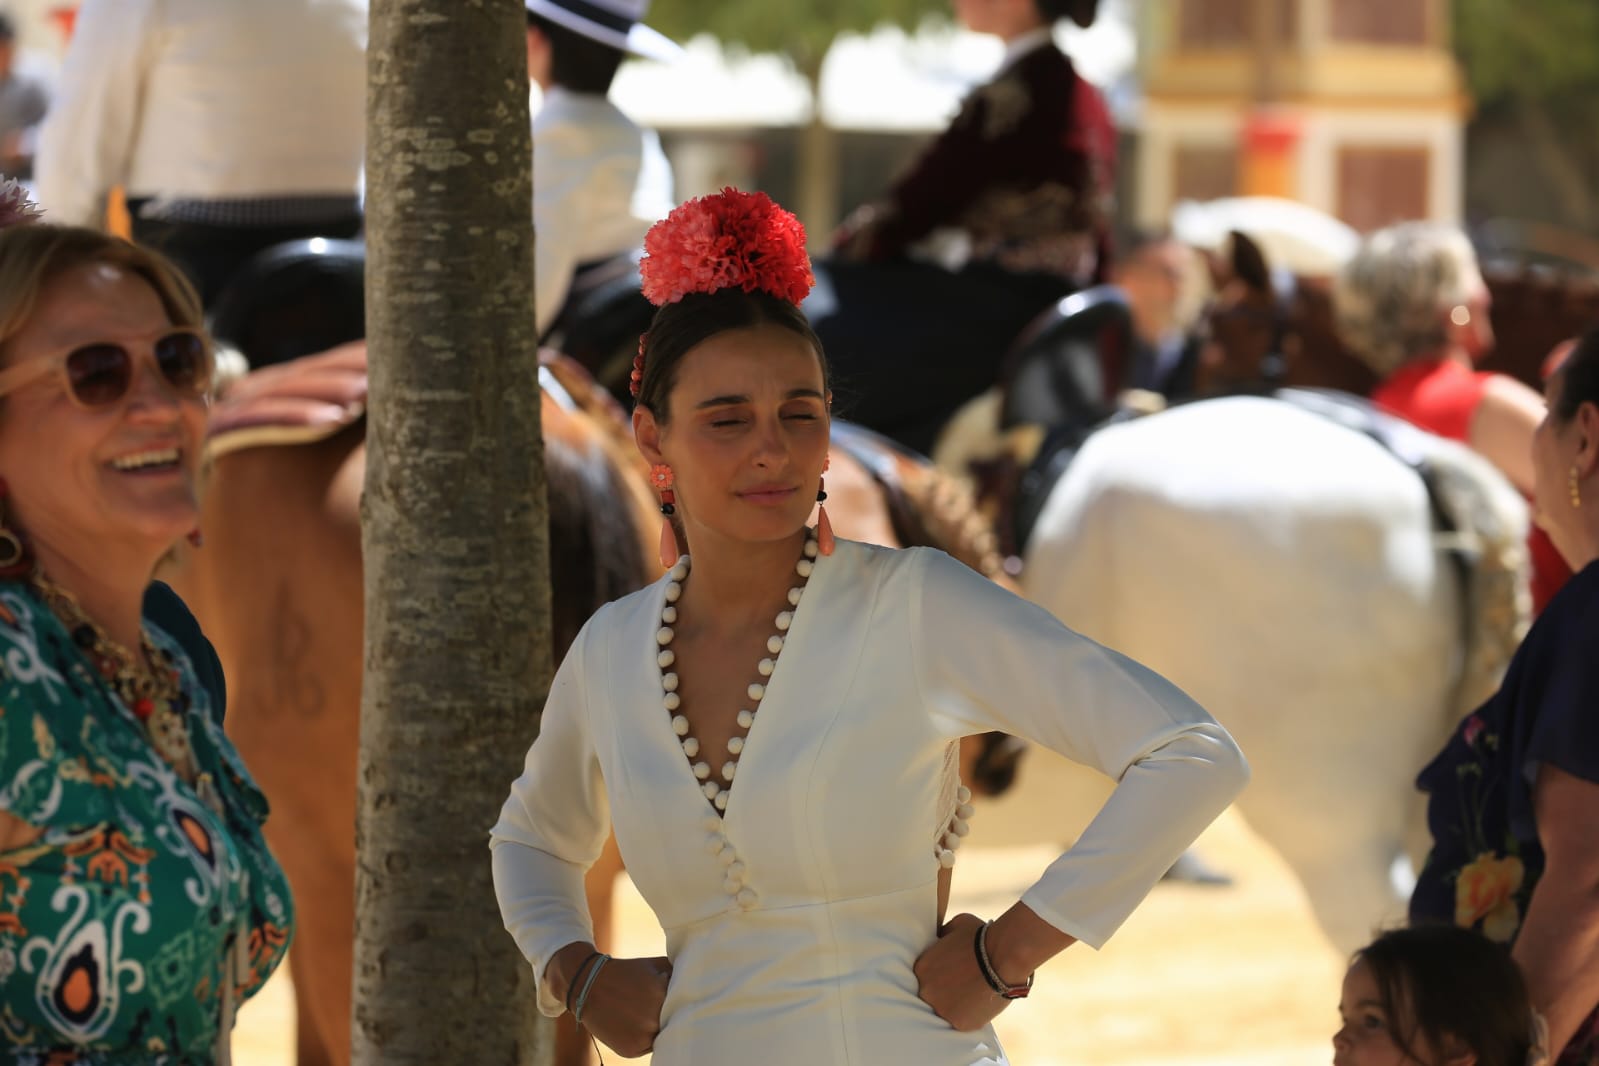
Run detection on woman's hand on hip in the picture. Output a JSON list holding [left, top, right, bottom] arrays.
[[579, 955, 672, 1058], [914, 912, 1007, 1031]]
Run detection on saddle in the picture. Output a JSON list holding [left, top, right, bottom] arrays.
[[203, 344, 600, 464], [209, 238, 367, 371], [205, 342, 370, 461], [829, 422, 1004, 581], [542, 249, 655, 399], [998, 285, 1133, 431], [831, 422, 973, 572]]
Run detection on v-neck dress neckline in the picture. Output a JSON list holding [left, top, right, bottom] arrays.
[[650, 540, 829, 824]]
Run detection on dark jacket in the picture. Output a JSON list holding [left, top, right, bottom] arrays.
[[834, 42, 1116, 287]]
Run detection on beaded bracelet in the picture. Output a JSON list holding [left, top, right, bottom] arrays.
[[564, 950, 604, 1015], [973, 921, 1034, 1000], [572, 953, 612, 1027]]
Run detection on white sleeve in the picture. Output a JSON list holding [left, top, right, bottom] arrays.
[[911, 550, 1249, 948], [631, 128, 675, 223], [489, 619, 611, 1017], [34, 0, 155, 227], [531, 123, 581, 338]]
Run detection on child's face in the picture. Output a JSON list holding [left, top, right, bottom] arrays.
[[1333, 961, 1422, 1066]]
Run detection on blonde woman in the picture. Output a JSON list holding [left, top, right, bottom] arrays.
[[0, 221, 292, 1060], [1335, 220, 1569, 610]]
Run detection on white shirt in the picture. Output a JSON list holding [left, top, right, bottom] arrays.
[[533, 87, 674, 335], [491, 540, 1248, 1065], [35, 0, 367, 227]]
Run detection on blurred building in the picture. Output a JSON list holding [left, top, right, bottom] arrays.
[[1136, 0, 1467, 233]]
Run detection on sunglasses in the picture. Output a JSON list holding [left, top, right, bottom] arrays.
[[0, 328, 214, 409]]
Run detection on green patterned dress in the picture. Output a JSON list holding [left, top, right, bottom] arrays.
[[0, 581, 293, 1062]]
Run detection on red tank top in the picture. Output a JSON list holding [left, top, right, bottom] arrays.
[[1373, 358, 1569, 613]]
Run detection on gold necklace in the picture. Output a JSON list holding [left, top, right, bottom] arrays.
[[30, 570, 200, 783]]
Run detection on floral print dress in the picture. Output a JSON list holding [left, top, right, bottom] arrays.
[[1411, 560, 1599, 1064], [0, 581, 293, 1063]]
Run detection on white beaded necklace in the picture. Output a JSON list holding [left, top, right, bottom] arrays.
[[656, 529, 820, 815]]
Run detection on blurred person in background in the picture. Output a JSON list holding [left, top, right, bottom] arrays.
[[806, 0, 1116, 455], [33, 0, 366, 307], [1408, 327, 1599, 1065], [0, 13, 48, 181], [1335, 220, 1571, 612], [1112, 227, 1200, 399], [525, 0, 679, 340]]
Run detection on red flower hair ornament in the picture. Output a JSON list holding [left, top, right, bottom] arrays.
[[640, 187, 814, 308]]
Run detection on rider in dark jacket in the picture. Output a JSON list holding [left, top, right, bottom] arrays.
[[806, 0, 1114, 455]]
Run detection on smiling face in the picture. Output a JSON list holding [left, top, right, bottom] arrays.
[[634, 322, 830, 552], [0, 261, 208, 574]]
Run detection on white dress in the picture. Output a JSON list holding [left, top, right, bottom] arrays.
[[491, 540, 1248, 1065]]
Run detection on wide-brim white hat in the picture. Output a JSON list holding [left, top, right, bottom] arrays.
[[525, 0, 683, 63]]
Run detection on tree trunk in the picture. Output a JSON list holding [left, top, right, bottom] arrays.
[[357, 1, 552, 1063], [796, 61, 840, 247]]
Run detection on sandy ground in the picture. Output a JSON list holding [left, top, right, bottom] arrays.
[[231, 799, 1346, 1066]]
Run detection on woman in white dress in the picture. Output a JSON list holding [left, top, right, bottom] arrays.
[[490, 189, 1250, 1064]]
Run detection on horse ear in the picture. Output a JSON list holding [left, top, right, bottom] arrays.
[[1227, 230, 1273, 295], [1199, 246, 1230, 290]]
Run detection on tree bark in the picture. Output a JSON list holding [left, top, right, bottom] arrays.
[[796, 59, 840, 246], [357, 1, 551, 1063]]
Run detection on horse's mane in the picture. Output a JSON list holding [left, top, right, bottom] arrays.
[[543, 410, 656, 660]]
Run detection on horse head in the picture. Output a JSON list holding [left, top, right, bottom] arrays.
[[1195, 229, 1376, 397], [1191, 230, 1296, 396]]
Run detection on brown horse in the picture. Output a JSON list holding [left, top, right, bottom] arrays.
[[163, 344, 1013, 1066], [161, 346, 656, 1066]]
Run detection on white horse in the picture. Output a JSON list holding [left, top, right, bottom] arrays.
[[965, 395, 1527, 953]]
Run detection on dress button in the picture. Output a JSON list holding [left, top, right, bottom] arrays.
[[718, 846, 738, 867], [737, 888, 758, 908], [706, 834, 727, 855]]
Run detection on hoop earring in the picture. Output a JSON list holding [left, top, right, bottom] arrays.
[[650, 464, 683, 568], [815, 455, 834, 557], [1571, 465, 1583, 510], [0, 477, 31, 578]]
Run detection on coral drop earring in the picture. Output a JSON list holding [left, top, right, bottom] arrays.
[[652, 464, 683, 568], [815, 456, 834, 557]]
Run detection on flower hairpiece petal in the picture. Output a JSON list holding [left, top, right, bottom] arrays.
[[640, 187, 814, 307]]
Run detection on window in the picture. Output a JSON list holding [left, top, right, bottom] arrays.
[[1178, 0, 1297, 47], [1337, 146, 1430, 232], [1328, 0, 1432, 45]]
